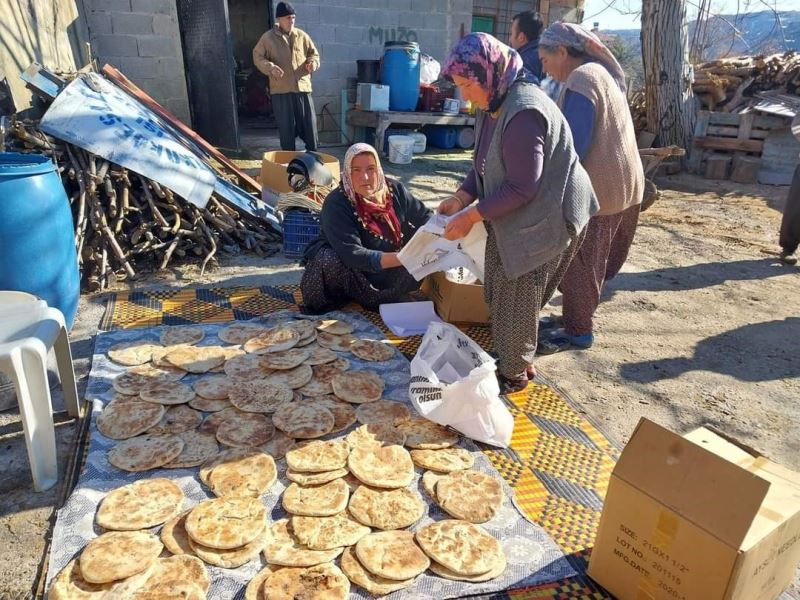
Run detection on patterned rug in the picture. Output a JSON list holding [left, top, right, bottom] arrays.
[[99, 284, 616, 599]]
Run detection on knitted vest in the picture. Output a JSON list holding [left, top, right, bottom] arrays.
[[475, 81, 598, 279], [564, 63, 644, 216]]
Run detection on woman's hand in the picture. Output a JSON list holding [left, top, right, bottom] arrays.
[[380, 252, 402, 269], [437, 190, 473, 216], [444, 206, 483, 241]]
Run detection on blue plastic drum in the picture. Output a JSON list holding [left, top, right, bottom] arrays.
[[0, 153, 79, 327], [381, 41, 421, 112]]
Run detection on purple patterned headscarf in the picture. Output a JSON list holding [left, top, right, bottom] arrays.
[[442, 33, 526, 113]]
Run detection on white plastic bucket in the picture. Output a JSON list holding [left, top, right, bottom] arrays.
[[387, 135, 414, 164], [408, 132, 427, 153]]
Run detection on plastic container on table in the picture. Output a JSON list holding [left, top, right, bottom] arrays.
[[381, 41, 421, 112]]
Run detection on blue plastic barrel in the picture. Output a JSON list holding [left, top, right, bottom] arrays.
[[424, 126, 458, 149], [381, 41, 421, 111], [0, 153, 79, 328]]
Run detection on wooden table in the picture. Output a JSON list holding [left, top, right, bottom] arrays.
[[347, 109, 476, 155]]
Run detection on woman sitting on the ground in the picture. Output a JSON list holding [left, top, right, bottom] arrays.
[[300, 143, 431, 313]]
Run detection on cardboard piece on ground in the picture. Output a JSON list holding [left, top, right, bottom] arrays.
[[421, 270, 489, 325], [588, 418, 800, 600], [261, 150, 340, 194], [379, 301, 443, 337]]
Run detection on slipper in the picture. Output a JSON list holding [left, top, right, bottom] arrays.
[[780, 251, 798, 265], [537, 329, 593, 355], [539, 315, 562, 331], [497, 373, 529, 394]]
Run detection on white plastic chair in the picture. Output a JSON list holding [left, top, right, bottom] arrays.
[[0, 291, 81, 491]]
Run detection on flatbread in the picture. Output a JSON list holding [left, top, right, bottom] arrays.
[[185, 497, 267, 550], [163, 430, 219, 469], [245, 565, 278, 600], [107, 433, 184, 472], [165, 346, 227, 373], [399, 417, 459, 449], [272, 403, 334, 439], [108, 340, 162, 366], [355, 531, 430, 581], [429, 551, 507, 582], [188, 396, 233, 413], [188, 526, 269, 569], [415, 520, 502, 576], [261, 348, 311, 370], [257, 431, 296, 461], [265, 364, 313, 389], [224, 354, 272, 381], [287, 319, 318, 338], [262, 520, 343, 567], [148, 405, 203, 434], [128, 362, 186, 383], [297, 378, 333, 397], [192, 375, 234, 400], [346, 423, 406, 450], [340, 547, 417, 596], [421, 470, 447, 500], [131, 581, 205, 599], [292, 511, 370, 550], [348, 485, 425, 530], [79, 531, 162, 584], [410, 448, 475, 473], [160, 326, 205, 347], [331, 371, 383, 404], [350, 339, 395, 362], [160, 510, 195, 556], [286, 440, 349, 473], [348, 445, 414, 489], [132, 555, 210, 595], [286, 468, 348, 486], [216, 410, 274, 448], [97, 478, 183, 531], [282, 479, 349, 517], [139, 381, 195, 406], [199, 447, 257, 485], [208, 450, 277, 497], [113, 372, 159, 396], [229, 379, 293, 413], [355, 400, 411, 426], [307, 397, 356, 433], [48, 559, 146, 600], [198, 407, 239, 434], [218, 322, 268, 345], [435, 469, 504, 523], [316, 320, 353, 335], [311, 359, 350, 383], [150, 345, 178, 369], [97, 399, 165, 440], [316, 331, 355, 352], [304, 347, 338, 366], [243, 327, 300, 354], [263, 564, 349, 599]]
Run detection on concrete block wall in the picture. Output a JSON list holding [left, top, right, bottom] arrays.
[[82, 0, 191, 124]]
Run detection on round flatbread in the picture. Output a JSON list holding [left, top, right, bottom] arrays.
[[218, 322, 268, 345], [399, 417, 459, 449], [163, 430, 219, 469], [435, 469, 504, 523], [292, 511, 370, 550], [229, 379, 293, 413], [287, 318, 318, 337], [410, 448, 475, 473], [185, 497, 267, 550], [79, 531, 162, 584], [199, 447, 257, 485], [355, 400, 411, 426], [131, 581, 205, 599], [331, 371, 383, 404], [97, 478, 183, 531], [139, 381, 195, 406], [355, 531, 430, 581], [421, 470, 447, 500], [160, 326, 205, 347], [208, 450, 277, 498], [265, 364, 313, 389], [188, 525, 269, 569], [340, 547, 417, 596], [272, 403, 334, 439], [216, 410, 274, 448], [198, 407, 238, 435], [286, 468, 348, 486], [192, 375, 233, 401], [261, 348, 311, 370], [286, 440, 349, 473], [262, 520, 343, 567], [160, 510, 194, 556], [224, 354, 272, 381], [48, 559, 133, 599], [304, 347, 337, 366], [311, 359, 350, 383], [128, 363, 186, 383], [245, 565, 277, 600], [429, 550, 507, 582], [165, 346, 227, 373], [297, 378, 333, 398], [307, 397, 356, 433], [108, 433, 184, 472], [346, 423, 406, 450], [189, 396, 232, 413], [108, 340, 162, 366], [415, 520, 502, 576], [97, 399, 165, 440], [348, 445, 414, 489], [132, 555, 210, 595], [316, 320, 353, 335], [113, 372, 158, 396], [282, 479, 349, 517], [243, 327, 300, 354], [263, 564, 349, 599], [348, 485, 425, 530], [148, 404, 203, 434], [350, 339, 395, 362], [316, 331, 355, 352], [258, 431, 296, 461]]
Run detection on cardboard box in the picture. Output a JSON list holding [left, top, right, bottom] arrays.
[[356, 83, 390, 112], [261, 151, 340, 194], [421, 270, 489, 324], [588, 418, 800, 600]]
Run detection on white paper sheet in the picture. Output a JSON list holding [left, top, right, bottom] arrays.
[[379, 301, 443, 337]]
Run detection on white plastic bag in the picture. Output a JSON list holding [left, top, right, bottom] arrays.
[[409, 322, 514, 448], [420, 54, 441, 85]]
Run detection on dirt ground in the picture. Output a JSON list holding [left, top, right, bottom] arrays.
[[0, 146, 798, 598]]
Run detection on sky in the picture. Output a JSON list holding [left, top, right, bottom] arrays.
[[582, 0, 798, 31]]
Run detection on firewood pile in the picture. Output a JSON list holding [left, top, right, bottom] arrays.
[[628, 89, 648, 133], [6, 118, 281, 292]]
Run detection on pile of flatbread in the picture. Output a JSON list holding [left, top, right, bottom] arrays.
[[53, 318, 510, 598]]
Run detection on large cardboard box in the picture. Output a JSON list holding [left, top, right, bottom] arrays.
[[261, 151, 340, 194], [421, 270, 489, 324], [588, 418, 800, 600]]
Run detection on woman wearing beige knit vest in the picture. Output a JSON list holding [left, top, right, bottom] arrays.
[[536, 22, 644, 354]]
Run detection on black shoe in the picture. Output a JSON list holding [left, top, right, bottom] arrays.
[[780, 251, 798, 265]]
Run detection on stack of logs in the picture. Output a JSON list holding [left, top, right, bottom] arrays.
[[6, 118, 281, 291]]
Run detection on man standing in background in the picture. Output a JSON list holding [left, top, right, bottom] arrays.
[[253, 2, 320, 151], [509, 10, 544, 82]]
